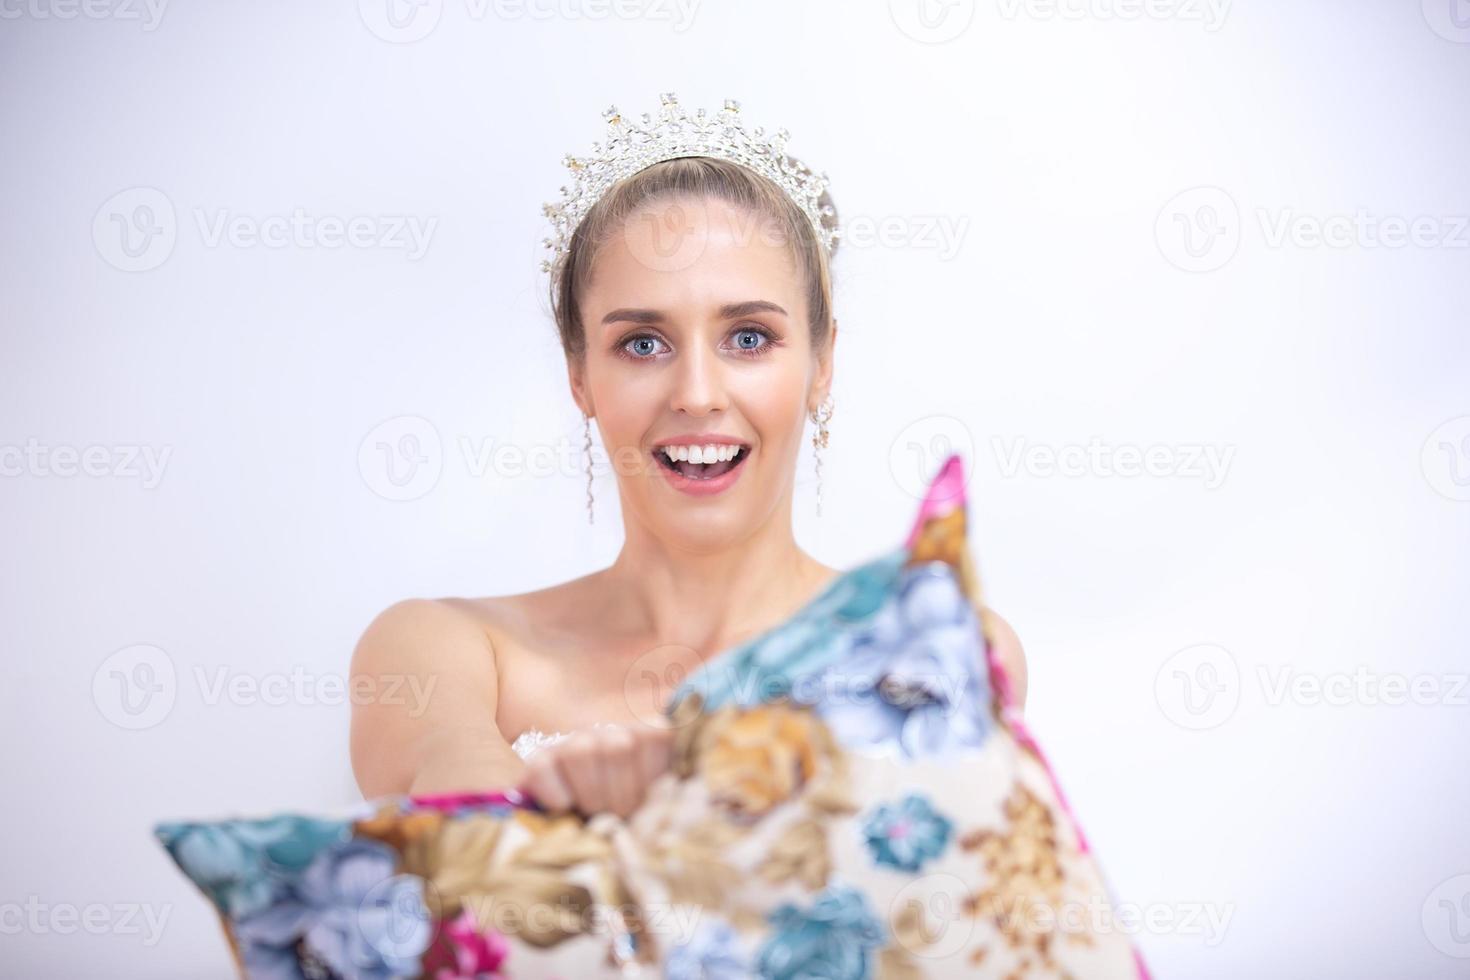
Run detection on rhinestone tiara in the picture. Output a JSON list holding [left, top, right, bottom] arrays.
[[539, 92, 839, 277]]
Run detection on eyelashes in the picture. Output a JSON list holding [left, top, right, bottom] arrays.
[[614, 325, 781, 362]]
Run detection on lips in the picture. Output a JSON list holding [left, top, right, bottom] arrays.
[[649, 439, 753, 497], [654, 446, 748, 481]]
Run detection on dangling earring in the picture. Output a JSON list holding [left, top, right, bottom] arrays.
[[810, 395, 834, 517], [582, 411, 595, 525]]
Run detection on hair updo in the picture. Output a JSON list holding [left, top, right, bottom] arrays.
[[547, 156, 838, 363]]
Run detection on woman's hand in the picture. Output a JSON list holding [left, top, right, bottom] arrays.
[[518, 720, 675, 819]]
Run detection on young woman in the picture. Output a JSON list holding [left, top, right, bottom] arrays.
[[349, 98, 1027, 819]]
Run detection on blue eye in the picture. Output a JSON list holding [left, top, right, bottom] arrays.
[[622, 335, 665, 358], [732, 327, 771, 353]]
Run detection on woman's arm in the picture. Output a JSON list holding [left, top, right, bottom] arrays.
[[982, 606, 1029, 711], [349, 598, 525, 798], [347, 598, 673, 816]]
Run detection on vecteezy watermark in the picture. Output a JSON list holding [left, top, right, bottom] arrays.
[[0, 439, 172, 488], [888, 415, 977, 501], [1156, 644, 1469, 730], [1422, 0, 1470, 44], [1156, 186, 1470, 272], [841, 214, 972, 262], [192, 665, 438, 715], [995, 0, 1231, 31], [887, 878, 1233, 957], [358, 414, 758, 502], [1154, 643, 1241, 730], [0, 0, 168, 29], [92, 644, 177, 730], [93, 187, 437, 272], [981, 895, 1235, 947], [1156, 186, 1241, 273], [1423, 874, 1470, 958], [991, 436, 1236, 489], [610, 198, 968, 276], [92, 644, 438, 730], [889, 0, 977, 43], [1256, 209, 1470, 251], [1422, 416, 1470, 502], [358, 415, 445, 502], [0, 897, 171, 945], [356, 0, 700, 43], [1257, 666, 1469, 709]]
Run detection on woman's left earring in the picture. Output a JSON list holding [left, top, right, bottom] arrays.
[[582, 412, 595, 525], [810, 395, 834, 517]]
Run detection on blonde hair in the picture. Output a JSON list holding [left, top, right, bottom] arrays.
[[548, 156, 839, 363]]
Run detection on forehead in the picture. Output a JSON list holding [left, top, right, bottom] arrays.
[[583, 197, 806, 316]]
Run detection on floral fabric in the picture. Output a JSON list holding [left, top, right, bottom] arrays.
[[156, 453, 1147, 979]]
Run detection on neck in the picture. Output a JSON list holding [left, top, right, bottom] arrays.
[[601, 489, 832, 655]]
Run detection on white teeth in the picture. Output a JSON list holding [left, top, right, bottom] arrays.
[[660, 444, 745, 464]]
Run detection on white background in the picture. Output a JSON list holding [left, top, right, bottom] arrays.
[[2, 0, 1468, 976]]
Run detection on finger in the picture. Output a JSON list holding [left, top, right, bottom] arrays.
[[636, 720, 674, 786], [520, 752, 574, 813], [598, 726, 641, 818], [556, 732, 609, 817]]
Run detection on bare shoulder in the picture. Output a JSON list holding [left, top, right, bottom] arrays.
[[351, 597, 495, 678], [979, 606, 1028, 711]]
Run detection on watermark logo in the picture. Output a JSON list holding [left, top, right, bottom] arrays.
[[0, 0, 168, 29], [1157, 649, 1467, 729], [621, 198, 714, 275], [358, 0, 444, 42], [0, 439, 172, 488], [889, 415, 976, 501], [1154, 643, 1240, 730], [93, 188, 438, 271], [359, 415, 444, 502], [1159, 187, 1470, 272], [996, 0, 1231, 31], [1257, 209, 1470, 251], [1422, 416, 1470, 502], [1257, 666, 1467, 709], [92, 644, 177, 730], [622, 644, 704, 728], [358, 0, 700, 41], [1423, 874, 1470, 958], [1156, 186, 1240, 273], [0, 897, 171, 944], [842, 214, 972, 261], [1423, 0, 1470, 43], [359, 874, 436, 961], [889, 0, 977, 43], [889, 874, 976, 958], [991, 436, 1235, 488], [93, 187, 177, 273]]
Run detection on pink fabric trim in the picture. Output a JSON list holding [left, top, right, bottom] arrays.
[[904, 452, 967, 549], [409, 789, 537, 811]]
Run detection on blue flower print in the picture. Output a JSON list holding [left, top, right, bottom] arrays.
[[815, 562, 993, 760], [861, 793, 953, 873], [757, 883, 885, 980], [154, 814, 350, 920], [668, 915, 752, 980]]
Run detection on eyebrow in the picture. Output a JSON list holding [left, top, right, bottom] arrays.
[[600, 299, 788, 328]]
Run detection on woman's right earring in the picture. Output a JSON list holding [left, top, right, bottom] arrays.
[[582, 412, 595, 525], [810, 395, 834, 517]]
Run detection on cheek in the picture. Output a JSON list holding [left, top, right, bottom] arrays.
[[733, 361, 810, 445]]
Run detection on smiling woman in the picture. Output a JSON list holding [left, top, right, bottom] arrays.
[[348, 93, 1025, 823]]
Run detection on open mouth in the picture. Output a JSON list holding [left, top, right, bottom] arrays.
[[653, 444, 751, 481]]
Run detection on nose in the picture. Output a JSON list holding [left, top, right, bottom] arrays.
[[668, 343, 729, 417]]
